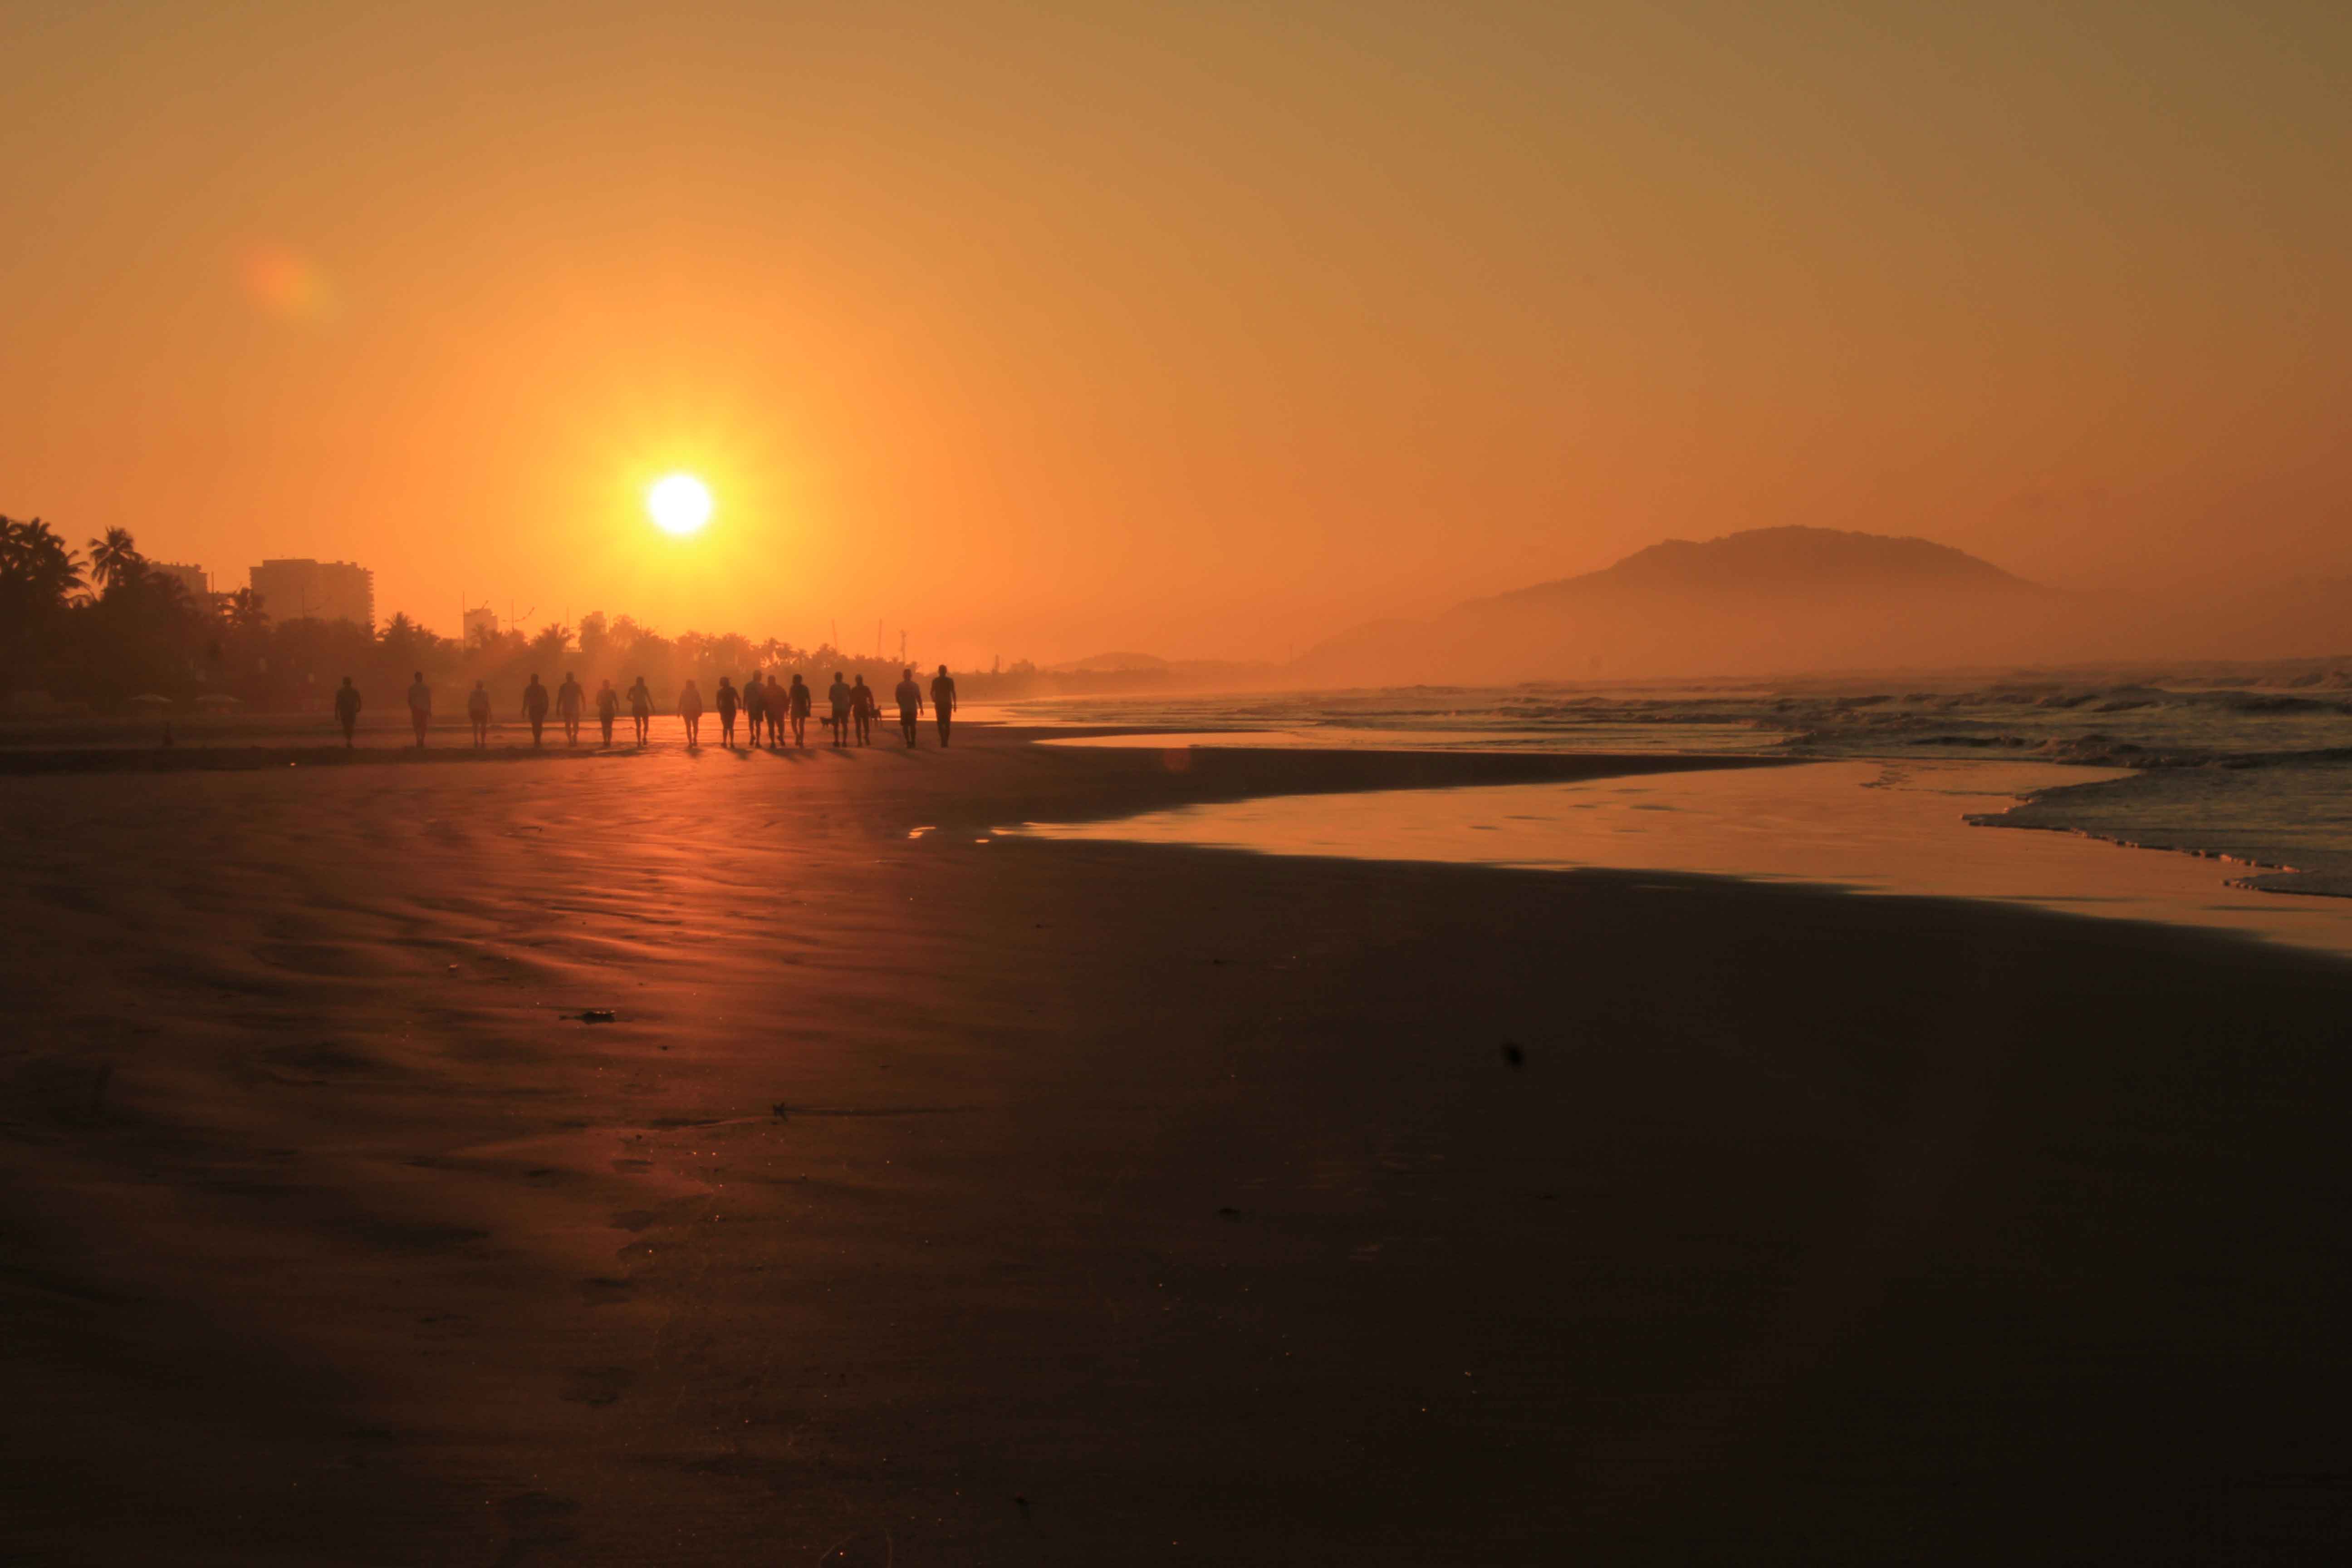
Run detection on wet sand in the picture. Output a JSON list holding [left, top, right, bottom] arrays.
[[5, 728, 2351, 1564]]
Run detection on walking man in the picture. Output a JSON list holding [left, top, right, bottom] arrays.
[[827, 671, 853, 747], [466, 680, 491, 747], [333, 676, 362, 747], [594, 679, 619, 745], [788, 673, 811, 748], [851, 674, 876, 745], [930, 663, 957, 747], [627, 676, 653, 745], [521, 674, 550, 748], [894, 667, 922, 747], [715, 676, 739, 747], [406, 670, 433, 747]]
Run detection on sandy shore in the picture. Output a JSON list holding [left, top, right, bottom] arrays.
[[5, 727, 2350, 1564]]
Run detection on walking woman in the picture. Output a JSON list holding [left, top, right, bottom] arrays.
[[627, 676, 653, 745], [715, 676, 739, 747], [679, 680, 705, 747], [595, 678, 620, 746], [557, 671, 586, 746]]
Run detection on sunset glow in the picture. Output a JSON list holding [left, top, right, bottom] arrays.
[[646, 473, 712, 537]]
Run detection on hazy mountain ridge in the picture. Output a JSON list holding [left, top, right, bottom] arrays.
[[1472, 526, 2033, 607], [1298, 526, 2067, 684]]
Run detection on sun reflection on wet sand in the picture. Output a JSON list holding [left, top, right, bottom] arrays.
[[1008, 759, 2352, 959]]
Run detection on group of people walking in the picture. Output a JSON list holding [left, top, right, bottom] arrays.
[[339, 666, 960, 751]]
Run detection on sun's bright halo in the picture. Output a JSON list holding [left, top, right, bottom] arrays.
[[647, 472, 713, 535]]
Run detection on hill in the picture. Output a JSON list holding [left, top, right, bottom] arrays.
[[1296, 527, 2060, 684]]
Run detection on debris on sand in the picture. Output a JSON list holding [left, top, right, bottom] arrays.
[[578, 1009, 617, 1024], [1500, 1042, 1525, 1068]]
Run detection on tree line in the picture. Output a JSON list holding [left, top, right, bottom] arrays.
[[0, 519, 964, 716]]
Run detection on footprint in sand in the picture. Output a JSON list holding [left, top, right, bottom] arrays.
[[560, 1367, 634, 1406]]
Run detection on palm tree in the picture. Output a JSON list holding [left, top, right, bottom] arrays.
[[529, 622, 572, 663], [1, 517, 86, 611], [87, 527, 144, 594], [225, 587, 269, 632]]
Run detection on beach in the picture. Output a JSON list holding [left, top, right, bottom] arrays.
[[5, 724, 2351, 1564]]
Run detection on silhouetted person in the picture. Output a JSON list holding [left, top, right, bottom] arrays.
[[851, 674, 876, 745], [715, 676, 739, 746], [406, 670, 432, 747], [466, 680, 491, 747], [679, 680, 704, 746], [557, 671, 586, 745], [894, 667, 923, 747], [788, 673, 811, 747], [827, 671, 852, 747], [931, 664, 957, 746], [595, 679, 619, 745], [628, 676, 652, 745], [743, 672, 764, 745], [521, 673, 549, 747], [333, 676, 362, 747]]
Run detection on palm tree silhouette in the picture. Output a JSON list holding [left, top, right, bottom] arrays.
[[225, 587, 269, 632], [87, 527, 144, 594]]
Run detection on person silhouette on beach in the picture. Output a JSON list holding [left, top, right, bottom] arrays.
[[466, 680, 491, 747], [406, 671, 432, 747], [595, 678, 619, 745], [894, 667, 923, 747], [715, 676, 739, 747], [743, 672, 764, 745], [930, 664, 957, 747], [557, 671, 586, 746], [333, 676, 361, 747], [521, 674, 549, 748], [827, 671, 852, 747], [678, 680, 704, 747], [851, 674, 876, 745], [788, 673, 811, 748], [627, 676, 653, 745], [763, 675, 786, 749]]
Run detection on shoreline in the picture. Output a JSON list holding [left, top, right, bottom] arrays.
[[6, 730, 2351, 1561]]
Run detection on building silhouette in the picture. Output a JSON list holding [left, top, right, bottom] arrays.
[[462, 605, 500, 642], [150, 561, 213, 601], [248, 559, 374, 629]]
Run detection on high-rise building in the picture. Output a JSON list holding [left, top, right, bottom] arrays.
[[150, 561, 211, 599], [462, 605, 500, 643], [247, 559, 374, 629]]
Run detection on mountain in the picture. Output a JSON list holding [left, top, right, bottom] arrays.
[[1049, 651, 1171, 674], [1296, 527, 2065, 684]]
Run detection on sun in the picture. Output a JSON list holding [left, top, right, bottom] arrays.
[[647, 472, 713, 535]]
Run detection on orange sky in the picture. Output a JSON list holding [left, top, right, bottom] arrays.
[[5, 1, 2346, 664]]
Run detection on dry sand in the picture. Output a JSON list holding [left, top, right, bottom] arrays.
[[4, 725, 2350, 1564]]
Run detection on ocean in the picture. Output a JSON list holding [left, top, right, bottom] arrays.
[[983, 673, 2352, 942]]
